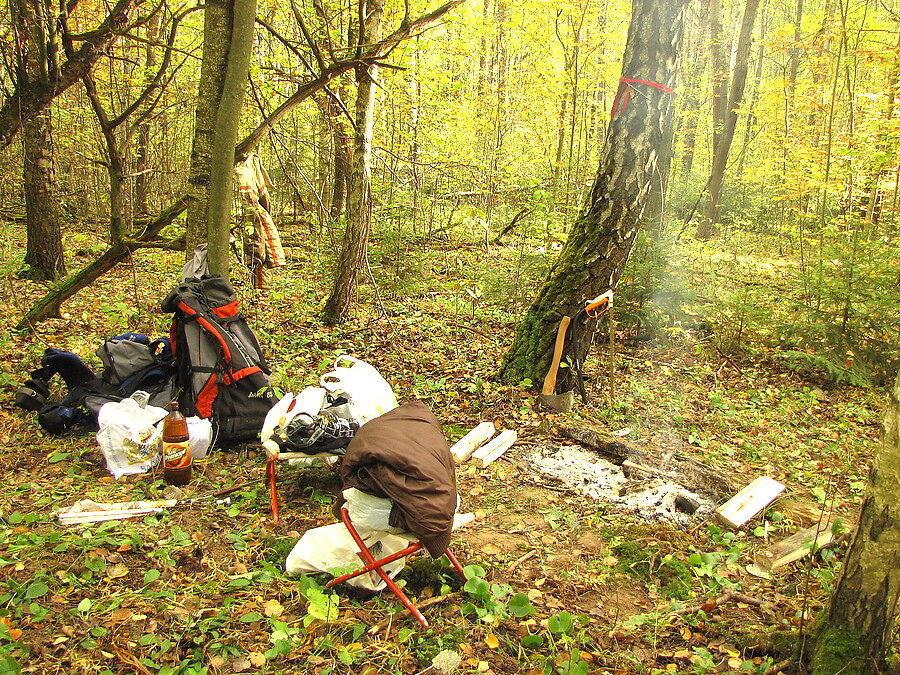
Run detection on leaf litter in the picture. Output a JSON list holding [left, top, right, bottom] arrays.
[[0, 229, 888, 674]]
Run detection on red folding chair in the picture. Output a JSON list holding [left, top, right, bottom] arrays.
[[325, 507, 467, 628]]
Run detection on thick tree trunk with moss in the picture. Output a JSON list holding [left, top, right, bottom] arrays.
[[810, 371, 900, 674], [184, 0, 232, 256], [206, 0, 256, 277], [321, 0, 384, 325], [499, 0, 687, 389]]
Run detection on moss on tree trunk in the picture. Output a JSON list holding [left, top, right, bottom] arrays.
[[499, 0, 687, 390], [810, 370, 900, 673]]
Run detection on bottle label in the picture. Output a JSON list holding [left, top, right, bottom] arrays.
[[163, 441, 191, 469]]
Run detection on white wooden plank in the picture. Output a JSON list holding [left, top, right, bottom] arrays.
[[450, 422, 497, 462], [474, 429, 518, 467], [714, 476, 785, 528]]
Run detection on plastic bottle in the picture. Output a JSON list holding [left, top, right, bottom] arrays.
[[162, 401, 191, 486]]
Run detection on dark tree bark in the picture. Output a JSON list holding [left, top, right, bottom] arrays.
[[12, 0, 65, 281], [811, 371, 900, 673], [499, 0, 688, 388], [321, 0, 385, 325], [22, 112, 65, 280]]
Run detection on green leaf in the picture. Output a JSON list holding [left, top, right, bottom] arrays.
[[48, 452, 70, 464], [521, 634, 543, 649], [143, 569, 161, 584], [25, 581, 49, 600], [303, 588, 338, 623], [548, 611, 574, 636], [508, 593, 534, 618], [239, 612, 264, 623], [77, 598, 92, 613]]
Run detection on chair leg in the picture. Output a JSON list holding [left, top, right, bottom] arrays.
[[266, 456, 279, 522], [326, 540, 422, 587], [333, 508, 429, 627], [444, 548, 466, 579]]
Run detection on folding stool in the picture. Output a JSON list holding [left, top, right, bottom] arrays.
[[325, 507, 467, 628]]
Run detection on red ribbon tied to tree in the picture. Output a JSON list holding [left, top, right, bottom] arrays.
[[610, 77, 675, 117]]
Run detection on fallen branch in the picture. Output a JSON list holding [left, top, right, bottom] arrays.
[[671, 590, 766, 616], [368, 592, 462, 635], [505, 549, 538, 574], [16, 194, 194, 331], [763, 658, 794, 675]]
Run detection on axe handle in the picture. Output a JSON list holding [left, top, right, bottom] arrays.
[[542, 316, 572, 395]]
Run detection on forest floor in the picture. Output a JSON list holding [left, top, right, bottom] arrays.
[[0, 221, 889, 674]]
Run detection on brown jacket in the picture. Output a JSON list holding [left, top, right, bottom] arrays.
[[339, 401, 457, 557]]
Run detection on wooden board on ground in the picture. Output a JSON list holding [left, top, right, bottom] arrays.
[[450, 422, 497, 462], [715, 476, 785, 528], [753, 522, 836, 572], [472, 429, 518, 467]]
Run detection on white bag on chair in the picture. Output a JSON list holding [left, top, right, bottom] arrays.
[[285, 523, 409, 591], [319, 356, 398, 426]]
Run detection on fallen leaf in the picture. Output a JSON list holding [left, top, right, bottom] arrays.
[[8, 629, 22, 640], [248, 652, 266, 667], [602, 556, 619, 566], [263, 600, 284, 618], [116, 544, 132, 553], [485, 633, 499, 649], [481, 543, 502, 555], [728, 657, 743, 669], [106, 564, 129, 580], [231, 656, 251, 672], [110, 608, 132, 622]]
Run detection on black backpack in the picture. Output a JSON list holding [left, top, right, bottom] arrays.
[[15, 335, 175, 435], [162, 275, 275, 446]]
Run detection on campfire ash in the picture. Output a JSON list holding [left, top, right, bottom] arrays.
[[525, 445, 714, 526]]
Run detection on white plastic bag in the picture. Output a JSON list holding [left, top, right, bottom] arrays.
[[343, 487, 403, 534], [97, 395, 167, 479], [186, 416, 213, 461], [285, 523, 409, 591], [319, 356, 398, 426], [260, 387, 328, 455]]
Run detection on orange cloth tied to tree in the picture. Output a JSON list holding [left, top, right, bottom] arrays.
[[236, 153, 285, 268]]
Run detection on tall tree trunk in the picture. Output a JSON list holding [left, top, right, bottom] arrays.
[[185, 0, 232, 257], [321, 0, 384, 325], [698, 0, 761, 237], [13, 0, 65, 281], [206, 0, 257, 277], [133, 12, 161, 217], [22, 111, 65, 280], [810, 371, 900, 673], [499, 0, 687, 388], [678, 2, 708, 178]]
